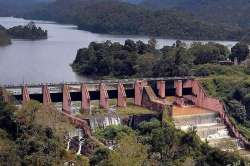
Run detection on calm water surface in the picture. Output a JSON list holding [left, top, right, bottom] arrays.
[[0, 17, 237, 85]]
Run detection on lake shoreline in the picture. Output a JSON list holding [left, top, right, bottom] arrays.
[[22, 16, 240, 42], [0, 17, 237, 85]]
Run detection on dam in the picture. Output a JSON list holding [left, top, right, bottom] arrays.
[[2, 77, 250, 156]]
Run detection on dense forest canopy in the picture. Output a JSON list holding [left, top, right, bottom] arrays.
[[140, 0, 250, 29]]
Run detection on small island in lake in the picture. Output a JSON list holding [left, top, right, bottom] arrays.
[[7, 21, 48, 40], [0, 25, 11, 46]]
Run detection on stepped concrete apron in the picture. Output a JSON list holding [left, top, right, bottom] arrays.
[[172, 106, 250, 158]]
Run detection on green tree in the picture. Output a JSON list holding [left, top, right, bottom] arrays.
[[94, 125, 134, 141], [232, 88, 246, 102], [0, 101, 17, 138], [136, 53, 157, 77], [243, 93, 250, 117], [90, 148, 110, 166], [174, 40, 186, 48], [227, 100, 247, 124], [107, 134, 148, 166], [137, 118, 161, 135], [16, 100, 41, 125], [124, 39, 137, 52], [230, 42, 249, 63], [136, 40, 149, 54], [148, 37, 157, 49], [189, 42, 229, 64], [153, 46, 192, 77]]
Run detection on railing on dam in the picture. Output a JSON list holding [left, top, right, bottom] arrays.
[[2, 76, 195, 88]]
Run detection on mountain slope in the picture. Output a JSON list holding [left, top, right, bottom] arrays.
[[24, 0, 246, 40], [0, 0, 54, 16], [141, 0, 250, 28], [120, 0, 143, 4]]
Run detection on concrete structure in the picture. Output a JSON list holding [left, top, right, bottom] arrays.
[[100, 83, 109, 109], [81, 84, 90, 112], [175, 80, 183, 97], [134, 80, 144, 106], [63, 85, 71, 113], [42, 85, 52, 105], [157, 80, 165, 98], [4, 77, 194, 111], [117, 82, 126, 107], [3, 77, 250, 149], [22, 86, 30, 104]]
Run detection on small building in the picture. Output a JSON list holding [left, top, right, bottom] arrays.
[[218, 60, 234, 65]]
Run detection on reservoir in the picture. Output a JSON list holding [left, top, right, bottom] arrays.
[[0, 17, 237, 85]]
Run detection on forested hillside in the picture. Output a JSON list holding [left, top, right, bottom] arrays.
[[141, 0, 250, 28], [21, 0, 246, 40], [0, 99, 248, 165], [0, 0, 54, 16], [120, 0, 143, 4], [0, 0, 249, 40]]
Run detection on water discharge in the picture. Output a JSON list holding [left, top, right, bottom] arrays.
[[89, 112, 121, 131]]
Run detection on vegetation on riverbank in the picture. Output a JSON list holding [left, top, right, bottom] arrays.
[[0, 25, 11, 46], [0, 21, 48, 44], [72, 39, 249, 78]]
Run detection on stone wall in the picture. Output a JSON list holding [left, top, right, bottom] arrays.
[[184, 80, 250, 148], [184, 80, 224, 115], [141, 86, 171, 114]]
